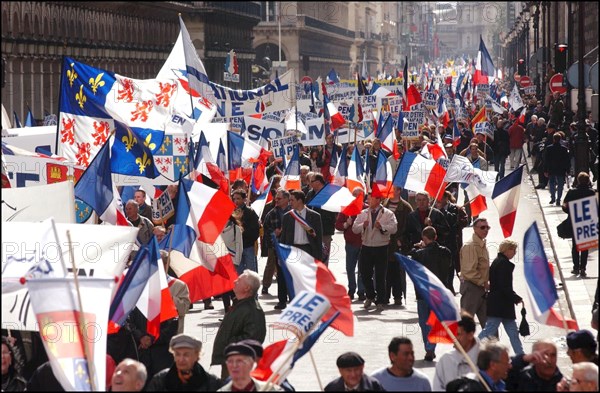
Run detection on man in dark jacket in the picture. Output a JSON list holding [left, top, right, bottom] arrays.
[[543, 132, 570, 206], [505, 339, 562, 392], [211, 270, 266, 379], [404, 191, 450, 249], [493, 119, 510, 179], [232, 190, 260, 273], [410, 226, 453, 362], [146, 334, 222, 391], [324, 352, 384, 391], [306, 173, 336, 265]]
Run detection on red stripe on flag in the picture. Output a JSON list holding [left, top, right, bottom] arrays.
[[179, 255, 237, 303], [547, 308, 579, 330], [160, 287, 178, 322], [426, 311, 458, 344], [425, 164, 447, 200], [315, 262, 354, 336], [498, 210, 517, 237], [470, 195, 488, 217], [341, 193, 364, 217], [251, 340, 288, 381], [197, 190, 235, 244]]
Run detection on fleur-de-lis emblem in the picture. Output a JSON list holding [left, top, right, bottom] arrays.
[[89, 73, 105, 94], [159, 144, 168, 154], [75, 85, 86, 109], [163, 136, 171, 147], [122, 129, 137, 152], [144, 133, 156, 151], [136, 152, 151, 174], [67, 63, 78, 87], [174, 157, 182, 167]]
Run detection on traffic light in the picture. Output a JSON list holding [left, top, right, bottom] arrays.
[[517, 59, 526, 76], [555, 44, 568, 73]]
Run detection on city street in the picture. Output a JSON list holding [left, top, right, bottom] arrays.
[[185, 157, 598, 391]]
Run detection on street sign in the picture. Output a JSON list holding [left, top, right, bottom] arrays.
[[301, 76, 313, 84], [567, 61, 591, 88], [520, 76, 532, 88], [514, 72, 521, 82], [549, 74, 567, 94]]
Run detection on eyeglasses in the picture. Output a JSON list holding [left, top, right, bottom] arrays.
[[477, 226, 491, 230]]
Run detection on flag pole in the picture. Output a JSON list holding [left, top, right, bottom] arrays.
[[66, 230, 98, 392], [428, 181, 446, 218], [261, 340, 302, 392], [308, 350, 324, 391], [440, 321, 491, 392]]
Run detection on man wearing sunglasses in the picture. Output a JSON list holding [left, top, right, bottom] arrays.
[[460, 217, 491, 329]]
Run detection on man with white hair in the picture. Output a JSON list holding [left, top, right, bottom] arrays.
[[211, 270, 266, 379], [111, 358, 147, 392], [569, 362, 598, 391]]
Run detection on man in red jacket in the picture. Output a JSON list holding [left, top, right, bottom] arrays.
[[508, 120, 526, 169]]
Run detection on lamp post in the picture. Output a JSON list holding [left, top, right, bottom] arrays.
[[532, 3, 540, 98], [541, 2, 547, 101], [574, 3, 589, 175]]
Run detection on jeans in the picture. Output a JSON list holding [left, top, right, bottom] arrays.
[[237, 247, 257, 274], [478, 317, 524, 355], [417, 300, 436, 352], [548, 175, 565, 202], [345, 244, 364, 296]]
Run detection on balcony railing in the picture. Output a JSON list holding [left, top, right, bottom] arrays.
[[303, 15, 355, 39], [203, 2, 261, 19]]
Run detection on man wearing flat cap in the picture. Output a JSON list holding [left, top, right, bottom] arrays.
[[146, 334, 223, 391], [324, 352, 384, 391], [567, 330, 599, 365], [218, 342, 282, 391]]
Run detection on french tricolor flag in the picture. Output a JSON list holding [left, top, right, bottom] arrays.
[[376, 113, 400, 159], [524, 222, 579, 330], [274, 239, 354, 336], [396, 253, 460, 342], [194, 132, 228, 194], [227, 131, 265, 170], [393, 151, 447, 200], [473, 35, 495, 85], [250, 178, 274, 220], [331, 147, 348, 187], [280, 144, 301, 190], [373, 150, 393, 198], [492, 165, 523, 237], [307, 184, 364, 216], [135, 237, 179, 339], [323, 95, 346, 132], [346, 146, 366, 193]]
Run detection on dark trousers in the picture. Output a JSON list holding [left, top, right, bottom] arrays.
[[277, 244, 312, 304], [385, 257, 406, 303], [571, 243, 589, 272], [359, 245, 388, 305]]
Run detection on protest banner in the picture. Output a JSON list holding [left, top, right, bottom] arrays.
[[152, 190, 175, 225], [2, 181, 75, 223], [401, 111, 425, 141], [422, 91, 438, 110], [568, 196, 599, 252], [271, 135, 299, 163]]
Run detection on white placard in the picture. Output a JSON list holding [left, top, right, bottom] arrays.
[[273, 290, 331, 338], [568, 196, 599, 252]]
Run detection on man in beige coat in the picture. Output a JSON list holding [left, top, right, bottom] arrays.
[[352, 192, 398, 311]]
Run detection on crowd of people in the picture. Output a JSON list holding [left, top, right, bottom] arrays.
[[2, 76, 599, 391]]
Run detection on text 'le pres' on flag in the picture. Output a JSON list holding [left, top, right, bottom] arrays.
[[26, 277, 115, 391], [523, 222, 579, 330], [273, 239, 354, 336], [58, 57, 176, 174]]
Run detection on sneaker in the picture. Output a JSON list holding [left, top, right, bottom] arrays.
[[376, 304, 384, 311], [363, 298, 373, 309], [424, 351, 436, 361], [274, 303, 286, 310], [549, 199, 555, 205], [556, 200, 561, 207], [348, 293, 355, 300], [579, 271, 587, 278], [571, 269, 579, 275], [261, 287, 269, 295], [357, 293, 366, 301]]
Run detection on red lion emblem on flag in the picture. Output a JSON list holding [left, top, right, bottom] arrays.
[[75, 142, 91, 167], [155, 82, 177, 107], [131, 100, 154, 122], [60, 118, 76, 145], [92, 121, 110, 146], [117, 78, 135, 103]]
